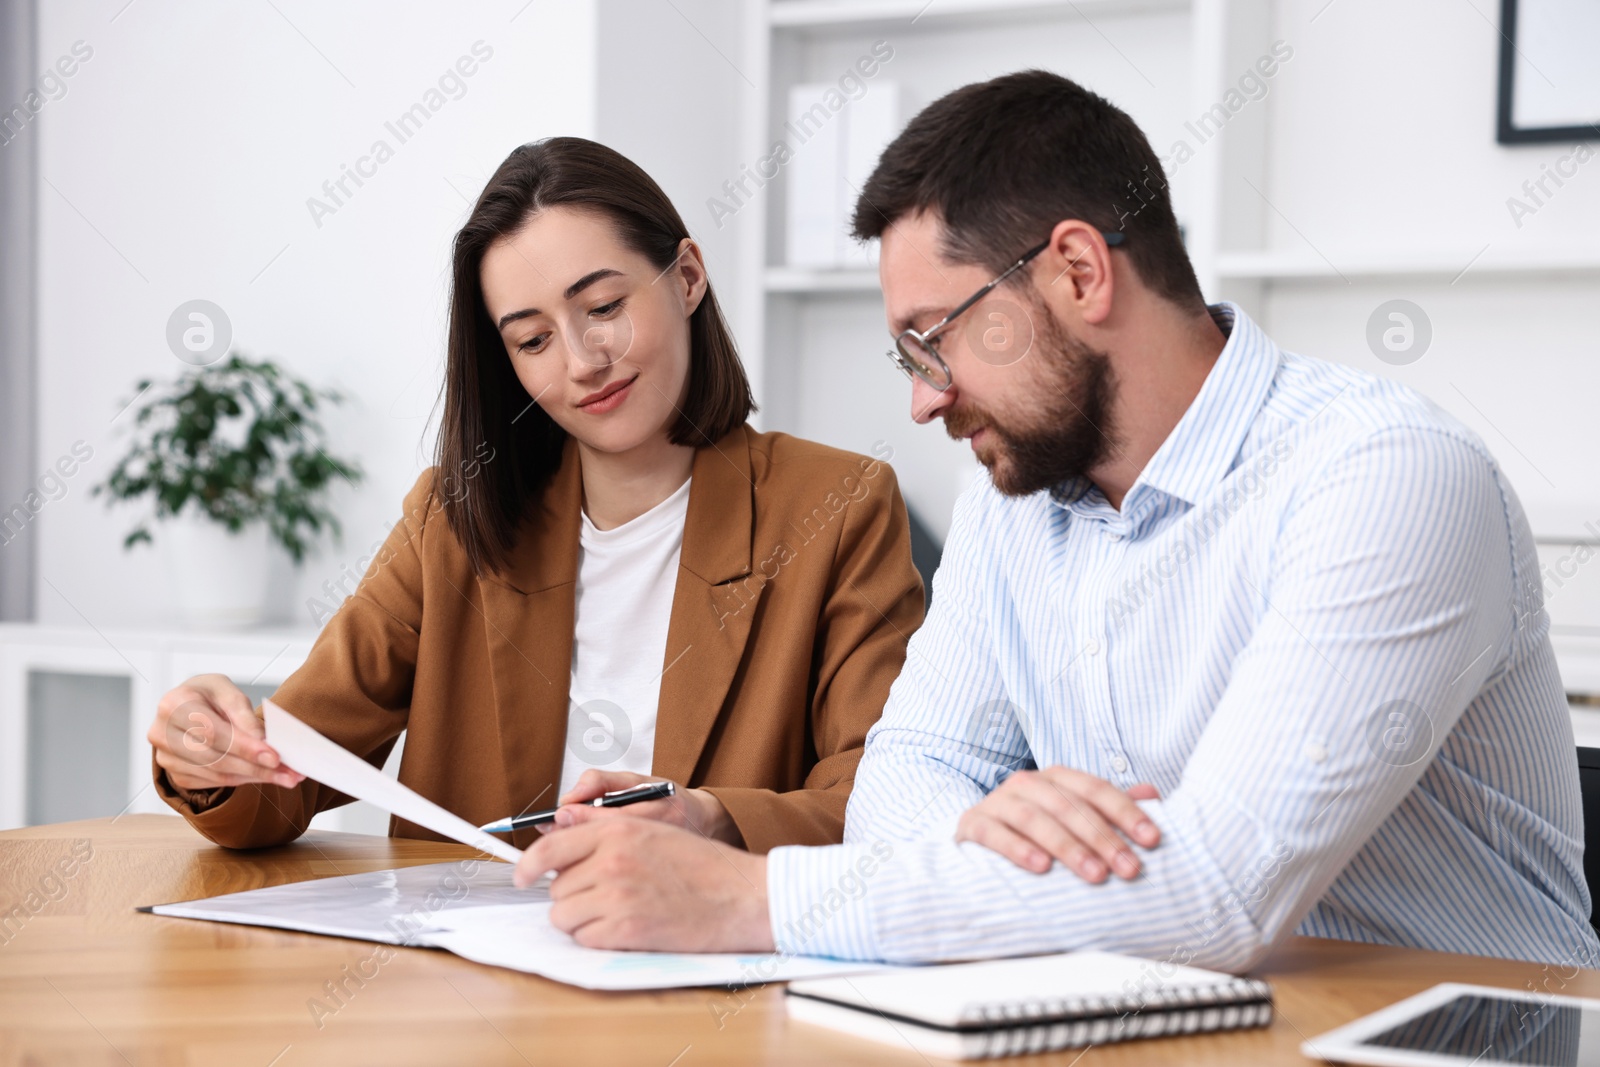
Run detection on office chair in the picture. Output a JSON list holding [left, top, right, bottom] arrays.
[[905, 504, 943, 609], [1576, 746, 1600, 930]]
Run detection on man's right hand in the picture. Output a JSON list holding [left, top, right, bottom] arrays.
[[955, 767, 1161, 880], [150, 674, 304, 793]]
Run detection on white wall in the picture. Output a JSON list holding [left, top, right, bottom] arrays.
[[1262, 0, 1600, 256], [27, 0, 1600, 633], [1242, 0, 1599, 545], [593, 0, 750, 358], [32, 0, 598, 628]]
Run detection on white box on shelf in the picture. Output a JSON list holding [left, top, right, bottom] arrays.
[[786, 82, 846, 267], [837, 80, 903, 269], [785, 79, 907, 270]]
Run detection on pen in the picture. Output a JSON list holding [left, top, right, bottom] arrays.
[[477, 780, 677, 833]]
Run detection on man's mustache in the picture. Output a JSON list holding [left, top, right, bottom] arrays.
[[942, 405, 994, 443]]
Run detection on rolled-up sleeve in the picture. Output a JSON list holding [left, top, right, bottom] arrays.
[[155, 470, 435, 848]]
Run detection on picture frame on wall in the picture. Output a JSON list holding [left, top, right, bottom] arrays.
[[1497, 0, 1600, 144]]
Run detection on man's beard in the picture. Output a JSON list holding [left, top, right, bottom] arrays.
[[942, 300, 1118, 498]]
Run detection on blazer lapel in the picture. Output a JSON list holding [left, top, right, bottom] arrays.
[[479, 426, 764, 830], [652, 425, 763, 785], [480, 437, 582, 849]]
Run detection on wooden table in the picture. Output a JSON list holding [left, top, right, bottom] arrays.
[[0, 815, 1591, 1066]]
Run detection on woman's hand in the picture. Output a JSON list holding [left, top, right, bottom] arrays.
[[955, 767, 1161, 880], [551, 770, 743, 846], [149, 674, 306, 793]]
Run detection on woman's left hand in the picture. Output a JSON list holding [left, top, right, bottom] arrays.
[[551, 770, 744, 846]]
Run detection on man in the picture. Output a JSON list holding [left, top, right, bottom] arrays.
[[515, 70, 1600, 971]]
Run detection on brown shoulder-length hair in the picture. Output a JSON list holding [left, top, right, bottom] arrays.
[[436, 136, 755, 578]]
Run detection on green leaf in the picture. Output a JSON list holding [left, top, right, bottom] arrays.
[[92, 350, 363, 559]]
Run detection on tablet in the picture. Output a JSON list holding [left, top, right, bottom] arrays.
[[1303, 983, 1600, 1066]]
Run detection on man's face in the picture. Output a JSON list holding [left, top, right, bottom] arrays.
[[879, 212, 1118, 497]]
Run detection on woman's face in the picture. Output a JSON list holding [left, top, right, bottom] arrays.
[[480, 206, 706, 456]]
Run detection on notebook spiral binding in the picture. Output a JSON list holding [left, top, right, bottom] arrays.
[[968, 978, 1274, 1059]]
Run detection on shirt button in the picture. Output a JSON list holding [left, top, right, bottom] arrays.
[[1107, 530, 1123, 542], [1304, 741, 1328, 763], [1111, 755, 1129, 774]]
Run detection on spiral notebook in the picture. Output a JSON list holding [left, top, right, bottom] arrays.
[[785, 950, 1273, 1060]]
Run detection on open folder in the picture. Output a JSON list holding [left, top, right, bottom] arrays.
[[144, 701, 894, 991]]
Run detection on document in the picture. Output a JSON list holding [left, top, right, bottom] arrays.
[[148, 864, 895, 991], [148, 860, 540, 944], [154, 702, 894, 991], [263, 700, 521, 864], [417, 903, 898, 991]]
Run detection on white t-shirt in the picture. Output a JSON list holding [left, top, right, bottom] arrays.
[[557, 476, 692, 800]]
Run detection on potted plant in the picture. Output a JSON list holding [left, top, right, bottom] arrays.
[[94, 353, 362, 627]]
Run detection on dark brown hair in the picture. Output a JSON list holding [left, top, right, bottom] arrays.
[[851, 70, 1204, 311], [436, 137, 754, 577]]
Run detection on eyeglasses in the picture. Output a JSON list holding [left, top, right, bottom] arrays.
[[885, 231, 1128, 392]]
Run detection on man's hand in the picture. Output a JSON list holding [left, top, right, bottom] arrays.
[[956, 767, 1161, 879], [149, 674, 305, 793], [549, 769, 743, 846], [514, 820, 773, 952]]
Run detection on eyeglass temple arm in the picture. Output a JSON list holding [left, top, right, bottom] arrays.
[[923, 242, 1048, 339], [918, 231, 1125, 341]]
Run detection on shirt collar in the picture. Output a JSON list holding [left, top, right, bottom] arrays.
[[1051, 302, 1280, 518]]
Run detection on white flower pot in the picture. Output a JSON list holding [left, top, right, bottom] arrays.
[[159, 510, 274, 628]]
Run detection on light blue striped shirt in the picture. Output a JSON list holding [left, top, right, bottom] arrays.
[[767, 303, 1600, 972]]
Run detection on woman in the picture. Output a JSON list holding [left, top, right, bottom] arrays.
[[146, 137, 924, 854]]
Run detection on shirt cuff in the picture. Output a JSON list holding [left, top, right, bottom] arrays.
[[767, 840, 896, 962]]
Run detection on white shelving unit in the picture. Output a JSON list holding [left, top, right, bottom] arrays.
[[1217, 248, 1600, 283], [730, 0, 1599, 649], [768, 0, 1188, 28], [733, 0, 1276, 539], [763, 266, 881, 293], [0, 622, 398, 835]]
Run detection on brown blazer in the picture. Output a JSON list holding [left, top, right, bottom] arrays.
[[155, 425, 925, 854]]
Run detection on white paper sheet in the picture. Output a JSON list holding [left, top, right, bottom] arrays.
[[263, 699, 521, 864], [149, 861, 545, 944], [165, 703, 889, 991], [418, 902, 899, 991]]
